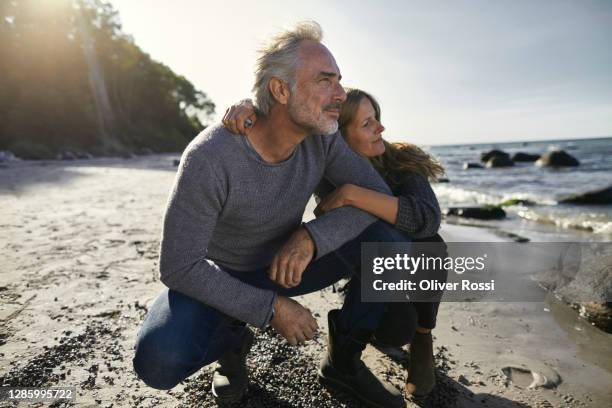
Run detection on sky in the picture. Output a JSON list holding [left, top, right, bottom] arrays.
[[109, 0, 612, 145]]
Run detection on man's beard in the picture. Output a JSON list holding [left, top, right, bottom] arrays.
[[287, 95, 339, 136]]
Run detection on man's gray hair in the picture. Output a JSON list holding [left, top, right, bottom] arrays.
[[252, 21, 323, 115]]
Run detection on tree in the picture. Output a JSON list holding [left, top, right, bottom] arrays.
[[0, 0, 215, 158]]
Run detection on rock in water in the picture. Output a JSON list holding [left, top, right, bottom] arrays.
[[500, 198, 535, 207], [560, 186, 612, 205], [444, 205, 506, 220], [536, 150, 580, 167], [486, 155, 514, 168], [57, 151, 77, 160], [0, 151, 18, 162], [481, 149, 510, 163], [463, 162, 484, 170], [512, 152, 540, 162], [137, 147, 154, 155]]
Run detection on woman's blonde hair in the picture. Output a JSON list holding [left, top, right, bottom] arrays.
[[338, 88, 445, 191]]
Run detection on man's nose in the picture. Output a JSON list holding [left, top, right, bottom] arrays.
[[333, 82, 346, 103]]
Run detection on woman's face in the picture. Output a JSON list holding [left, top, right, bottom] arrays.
[[343, 97, 386, 158]]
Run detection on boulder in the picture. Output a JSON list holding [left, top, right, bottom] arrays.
[[576, 302, 612, 333], [486, 155, 514, 168], [496, 231, 530, 243], [536, 150, 579, 167], [560, 186, 612, 205], [76, 152, 93, 159], [535, 243, 612, 333], [57, 151, 77, 160], [137, 147, 154, 156], [500, 198, 535, 207], [444, 205, 506, 220], [481, 149, 510, 163], [512, 152, 540, 162], [436, 178, 450, 183], [463, 162, 484, 170]]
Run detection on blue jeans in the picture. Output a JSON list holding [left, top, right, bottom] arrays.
[[133, 221, 410, 390]]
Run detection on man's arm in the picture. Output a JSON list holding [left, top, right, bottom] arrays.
[[159, 145, 276, 328], [303, 133, 392, 259]]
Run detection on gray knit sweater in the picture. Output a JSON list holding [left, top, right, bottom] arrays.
[[158, 124, 391, 328]]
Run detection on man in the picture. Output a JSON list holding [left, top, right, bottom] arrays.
[[133, 21, 408, 408]]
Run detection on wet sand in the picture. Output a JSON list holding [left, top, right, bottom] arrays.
[[1, 155, 611, 407]]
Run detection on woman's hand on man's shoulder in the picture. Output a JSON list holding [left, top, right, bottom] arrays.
[[222, 98, 257, 135]]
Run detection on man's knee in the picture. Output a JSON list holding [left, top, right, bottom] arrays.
[[133, 330, 207, 390], [360, 220, 410, 243], [331, 222, 410, 279]]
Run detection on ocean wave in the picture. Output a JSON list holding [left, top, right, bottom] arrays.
[[433, 185, 557, 206], [433, 185, 499, 205], [516, 209, 612, 235], [433, 185, 612, 236]]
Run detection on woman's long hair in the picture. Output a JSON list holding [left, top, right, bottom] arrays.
[[338, 88, 445, 191]]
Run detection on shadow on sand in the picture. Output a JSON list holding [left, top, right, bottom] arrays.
[[0, 154, 180, 193]]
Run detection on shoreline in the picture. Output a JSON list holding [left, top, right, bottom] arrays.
[[3, 152, 610, 240], [1, 155, 611, 407]]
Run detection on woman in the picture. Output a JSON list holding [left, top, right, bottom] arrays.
[[222, 88, 447, 397]]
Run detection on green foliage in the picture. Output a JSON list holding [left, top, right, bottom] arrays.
[[0, 0, 214, 158]]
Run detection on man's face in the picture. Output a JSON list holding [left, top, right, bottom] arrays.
[[287, 41, 347, 135]]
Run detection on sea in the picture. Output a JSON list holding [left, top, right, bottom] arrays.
[[427, 136, 612, 242]]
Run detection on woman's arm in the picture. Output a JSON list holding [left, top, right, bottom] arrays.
[[316, 183, 399, 224], [316, 173, 441, 238], [394, 174, 441, 238], [315, 184, 398, 224]]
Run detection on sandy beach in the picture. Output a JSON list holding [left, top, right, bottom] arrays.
[[1, 155, 611, 407]]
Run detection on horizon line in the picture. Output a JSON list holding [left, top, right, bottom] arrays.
[[416, 134, 612, 148]]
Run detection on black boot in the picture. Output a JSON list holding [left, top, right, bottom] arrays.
[[212, 327, 254, 405], [318, 310, 406, 408], [405, 332, 435, 397]]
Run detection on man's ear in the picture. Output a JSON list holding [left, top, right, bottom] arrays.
[[269, 77, 291, 105]]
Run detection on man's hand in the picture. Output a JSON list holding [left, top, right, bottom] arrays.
[[270, 296, 318, 345], [269, 227, 315, 288]]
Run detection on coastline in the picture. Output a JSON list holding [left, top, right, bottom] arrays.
[[1, 155, 610, 407], [429, 136, 612, 240]]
